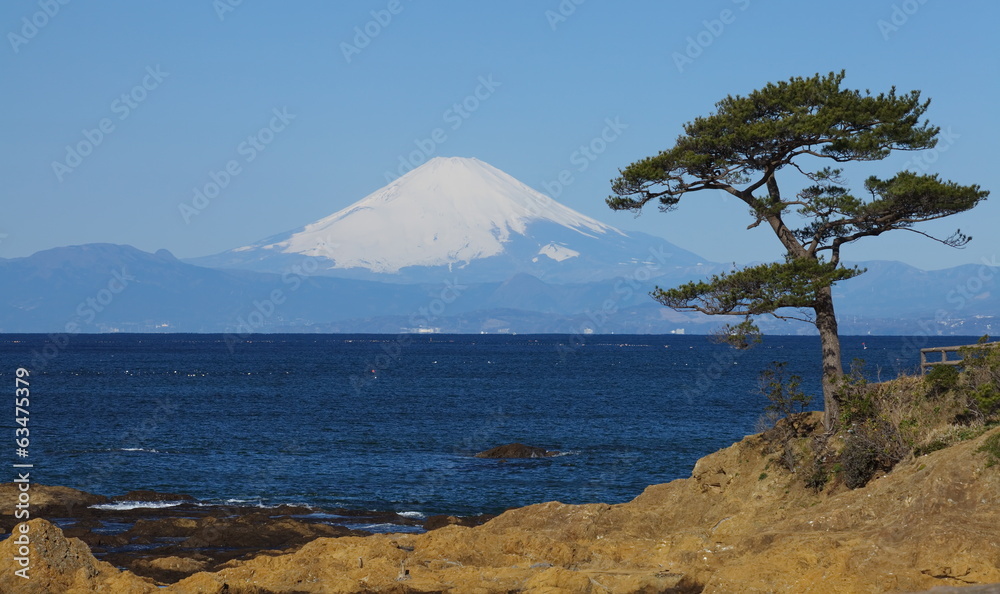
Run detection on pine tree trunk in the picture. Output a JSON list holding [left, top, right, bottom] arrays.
[[815, 284, 844, 430]]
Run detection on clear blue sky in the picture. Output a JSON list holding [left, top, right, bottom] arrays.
[[2, 0, 997, 270]]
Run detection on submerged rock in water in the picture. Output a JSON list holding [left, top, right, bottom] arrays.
[[475, 443, 558, 459], [424, 513, 498, 531]]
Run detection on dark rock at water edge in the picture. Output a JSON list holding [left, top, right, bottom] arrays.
[[0, 483, 431, 586], [0, 483, 108, 526], [424, 513, 498, 531], [475, 443, 559, 459]]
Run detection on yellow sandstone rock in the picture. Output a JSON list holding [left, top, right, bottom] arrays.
[[0, 518, 155, 593]]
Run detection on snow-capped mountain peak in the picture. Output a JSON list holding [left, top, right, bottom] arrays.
[[267, 157, 621, 273], [190, 156, 706, 283]]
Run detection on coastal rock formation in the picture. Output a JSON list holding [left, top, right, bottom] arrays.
[[475, 442, 559, 458], [173, 513, 364, 549], [162, 421, 1000, 592], [0, 484, 108, 522], [130, 556, 209, 585], [0, 485, 422, 585], [3, 418, 1000, 592], [912, 587, 1000, 594], [102, 513, 368, 582], [0, 518, 155, 593]]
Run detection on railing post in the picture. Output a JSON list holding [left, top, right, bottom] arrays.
[[920, 342, 999, 373]]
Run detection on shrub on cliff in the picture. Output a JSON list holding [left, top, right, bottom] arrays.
[[959, 336, 1000, 418], [841, 420, 908, 488], [762, 344, 1000, 492], [925, 364, 959, 396], [759, 361, 813, 419]]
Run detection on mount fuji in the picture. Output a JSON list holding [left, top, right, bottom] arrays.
[[189, 157, 709, 283], [3, 157, 996, 333]]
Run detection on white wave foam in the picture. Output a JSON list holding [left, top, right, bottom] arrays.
[[357, 522, 424, 533], [397, 511, 426, 519], [194, 499, 312, 510], [551, 451, 578, 457], [91, 501, 184, 511]]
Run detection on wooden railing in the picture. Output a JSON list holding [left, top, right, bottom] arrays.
[[920, 341, 1000, 373]]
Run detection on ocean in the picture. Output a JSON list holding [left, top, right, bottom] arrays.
[[0, 333, 971, 518]]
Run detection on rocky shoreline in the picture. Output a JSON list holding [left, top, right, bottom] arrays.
[[3, 416, 1000, 592], [0, 484, 494, 586]]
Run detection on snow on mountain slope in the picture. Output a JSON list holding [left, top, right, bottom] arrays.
[[536, 242, 580, 262], [265, 157, 622, 272]]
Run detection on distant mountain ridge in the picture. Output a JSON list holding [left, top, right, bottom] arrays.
[[0, 243, 996, 335]]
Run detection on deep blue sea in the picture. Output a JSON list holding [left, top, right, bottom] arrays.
[[0, 334, 974, 518]]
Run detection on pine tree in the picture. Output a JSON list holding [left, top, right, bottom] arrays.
[[608, 71, 989, 429]]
